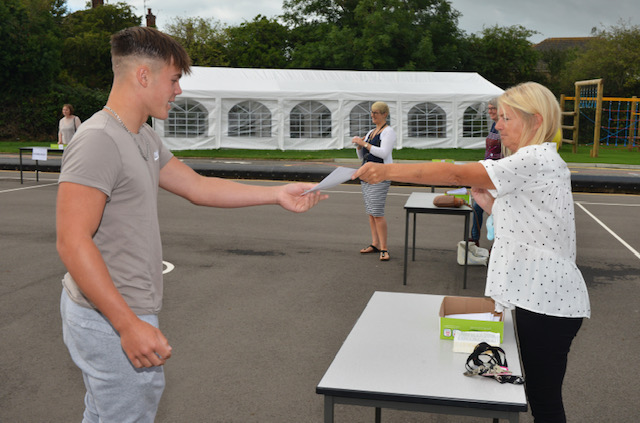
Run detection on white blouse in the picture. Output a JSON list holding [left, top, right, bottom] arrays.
[[356, 126, 396, 164], [481, 143, 590, 318]]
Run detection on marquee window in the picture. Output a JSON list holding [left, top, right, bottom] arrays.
[[350, 102, 392, 137], [290, 101, 331, 138], [463, 103, 490, 138], [408, 102, 446, 138], [166, 99, 208, 137], [228, 101, 272, 137]]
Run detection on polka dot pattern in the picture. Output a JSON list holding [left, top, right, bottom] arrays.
[[480, 143, 590, 318]]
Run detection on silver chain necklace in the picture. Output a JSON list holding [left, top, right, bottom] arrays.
[[103, 106, 150, 161]]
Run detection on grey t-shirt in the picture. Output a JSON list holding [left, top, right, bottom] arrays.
[[59, 116, 81, 144], [59, 110, 173, 315]]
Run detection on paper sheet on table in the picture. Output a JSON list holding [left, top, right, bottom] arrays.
[[445, 312, 501, 322], [302, 166, 357, 195]]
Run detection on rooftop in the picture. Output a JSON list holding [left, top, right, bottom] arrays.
[[533, 37, 594, 52]]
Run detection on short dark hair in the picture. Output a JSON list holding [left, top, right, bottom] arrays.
[[110, 26, 191, 75]]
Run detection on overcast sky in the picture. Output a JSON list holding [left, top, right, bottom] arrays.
[[66, 0, 639, 44]]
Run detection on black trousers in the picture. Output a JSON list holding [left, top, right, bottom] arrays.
[[515, 307, 583, 423]]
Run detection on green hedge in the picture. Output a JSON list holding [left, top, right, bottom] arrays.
[[0, 84, 108, 141]]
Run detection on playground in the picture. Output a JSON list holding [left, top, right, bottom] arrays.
[[1, 170, 639, 422], [561, 78, 640, 158]]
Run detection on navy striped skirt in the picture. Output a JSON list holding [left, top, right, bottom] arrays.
[[361, 180, 391, 217]]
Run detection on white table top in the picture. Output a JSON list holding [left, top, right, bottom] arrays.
[[317, 292, 526, 412], [404, 192, 472, 212]]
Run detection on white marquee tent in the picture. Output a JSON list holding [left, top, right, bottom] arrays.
[[154, 66, 503, 151]]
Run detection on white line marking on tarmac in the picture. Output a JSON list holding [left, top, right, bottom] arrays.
[[575, 201, 640, 207], [576, 202, 640, 260], [0, 182, 58, 193], [322, 189, 411, 197], [163, 261, 175, 274]]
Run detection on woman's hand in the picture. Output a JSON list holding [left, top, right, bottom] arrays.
[[352, 136, 365, 148], [471, 187, 495, 213], [353, 162, 387, 184]]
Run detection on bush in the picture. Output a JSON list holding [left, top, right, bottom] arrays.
[[0, 84, 108, 141]]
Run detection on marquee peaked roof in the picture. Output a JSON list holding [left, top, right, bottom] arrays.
[[178, 67, 503, 100]]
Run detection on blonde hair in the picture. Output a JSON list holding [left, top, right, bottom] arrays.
[[498, 82, 560, 150], [371, 101, 389, 115]]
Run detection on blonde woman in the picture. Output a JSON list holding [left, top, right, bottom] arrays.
[[352, 101, 396, 261], [354, 82, 590, 422]]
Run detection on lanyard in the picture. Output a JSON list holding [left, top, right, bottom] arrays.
[[464, 342, 524, 385]]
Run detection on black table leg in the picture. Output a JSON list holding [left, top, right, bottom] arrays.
[[403, 210, 410, 285], [412, 213, 417, 261], [463, 213, 470, 289]]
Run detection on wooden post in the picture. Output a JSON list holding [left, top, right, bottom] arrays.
[[591, 79, 604, 158], [559, 94, 577, 152], [574, 78, 603, 157], [629, 96, 639, 151], [573, 84, 580, 154]]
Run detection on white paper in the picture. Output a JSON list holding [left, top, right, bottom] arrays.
[[302, 166, 357, 195], [453, 331, 501, 353], [446, 187, 467, 195], [32, 147, 48, 161], [445, 312, 501, 322]]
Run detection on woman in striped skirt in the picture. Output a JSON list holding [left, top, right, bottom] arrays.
[[352, 101, 396, 261]]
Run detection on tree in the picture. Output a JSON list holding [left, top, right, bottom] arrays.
[[282, 0, 361, 26], [0, 0, 63, 138], [224, 16, 290, 68], [282, 0, 466, 71], [537, 48, 581, 95], [164, 16, 228, 67], [412, 0, 466, 70], [0, 0, 62, 99], [60, 2, 141, 89], [561, 22, 640, 96], [466, 25, 540, 88]]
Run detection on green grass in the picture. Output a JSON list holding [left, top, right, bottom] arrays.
[[556, 144, 640, 165], [169, 147, 487, 162], [2, 140, 638, 165]]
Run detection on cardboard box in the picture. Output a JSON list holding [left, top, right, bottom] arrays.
[[439, 296, 504, 342]]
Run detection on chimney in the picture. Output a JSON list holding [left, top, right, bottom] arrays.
[[146, 8, 157, 27], [91, 0, 104, 8]]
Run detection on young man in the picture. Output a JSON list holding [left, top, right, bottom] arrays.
[[56, 27, 326, 422]]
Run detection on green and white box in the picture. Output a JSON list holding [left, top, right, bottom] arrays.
[[439, 296, 504, 342]]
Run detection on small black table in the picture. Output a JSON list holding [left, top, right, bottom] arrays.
[[19, 147, 64, 184], [403, 192, 473, 288]]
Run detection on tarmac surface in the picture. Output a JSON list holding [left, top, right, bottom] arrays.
[[1, 156, 640, 422]]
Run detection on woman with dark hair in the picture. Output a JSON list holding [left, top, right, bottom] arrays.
[[58, 104, 81, 145]]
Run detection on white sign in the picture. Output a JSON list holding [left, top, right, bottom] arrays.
[[31, 147, 48, 161]]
